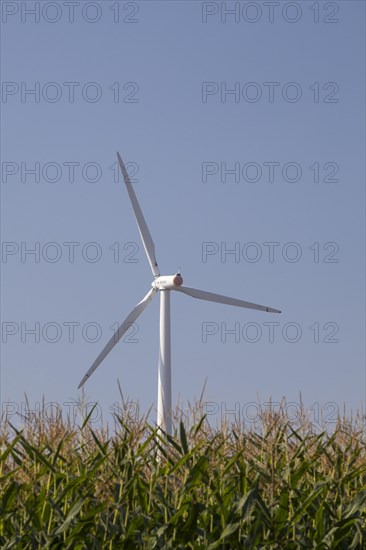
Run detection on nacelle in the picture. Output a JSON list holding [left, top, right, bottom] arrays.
[[153, 274, 183, 290]]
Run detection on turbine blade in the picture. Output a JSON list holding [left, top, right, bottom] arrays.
[[117, 152, 160, 277], [78, 288, 157, 389], [175, 286, 281, 313]]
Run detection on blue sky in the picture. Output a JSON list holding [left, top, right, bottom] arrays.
[[1, 1, 365, 428]]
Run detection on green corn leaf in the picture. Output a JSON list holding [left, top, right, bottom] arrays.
[[54, 499, 84, 535], [179, 420, 189, 455]]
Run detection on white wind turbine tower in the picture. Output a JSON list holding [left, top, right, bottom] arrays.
[[78, 153, 281, 435]]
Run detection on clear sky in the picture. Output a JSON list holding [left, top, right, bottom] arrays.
[[1, 1, 365, 429]]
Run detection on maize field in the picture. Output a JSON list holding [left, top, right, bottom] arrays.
[[0, 398, 365, 548]]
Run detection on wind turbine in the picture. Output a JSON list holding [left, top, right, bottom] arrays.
[[78, 153, 281, 435]]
